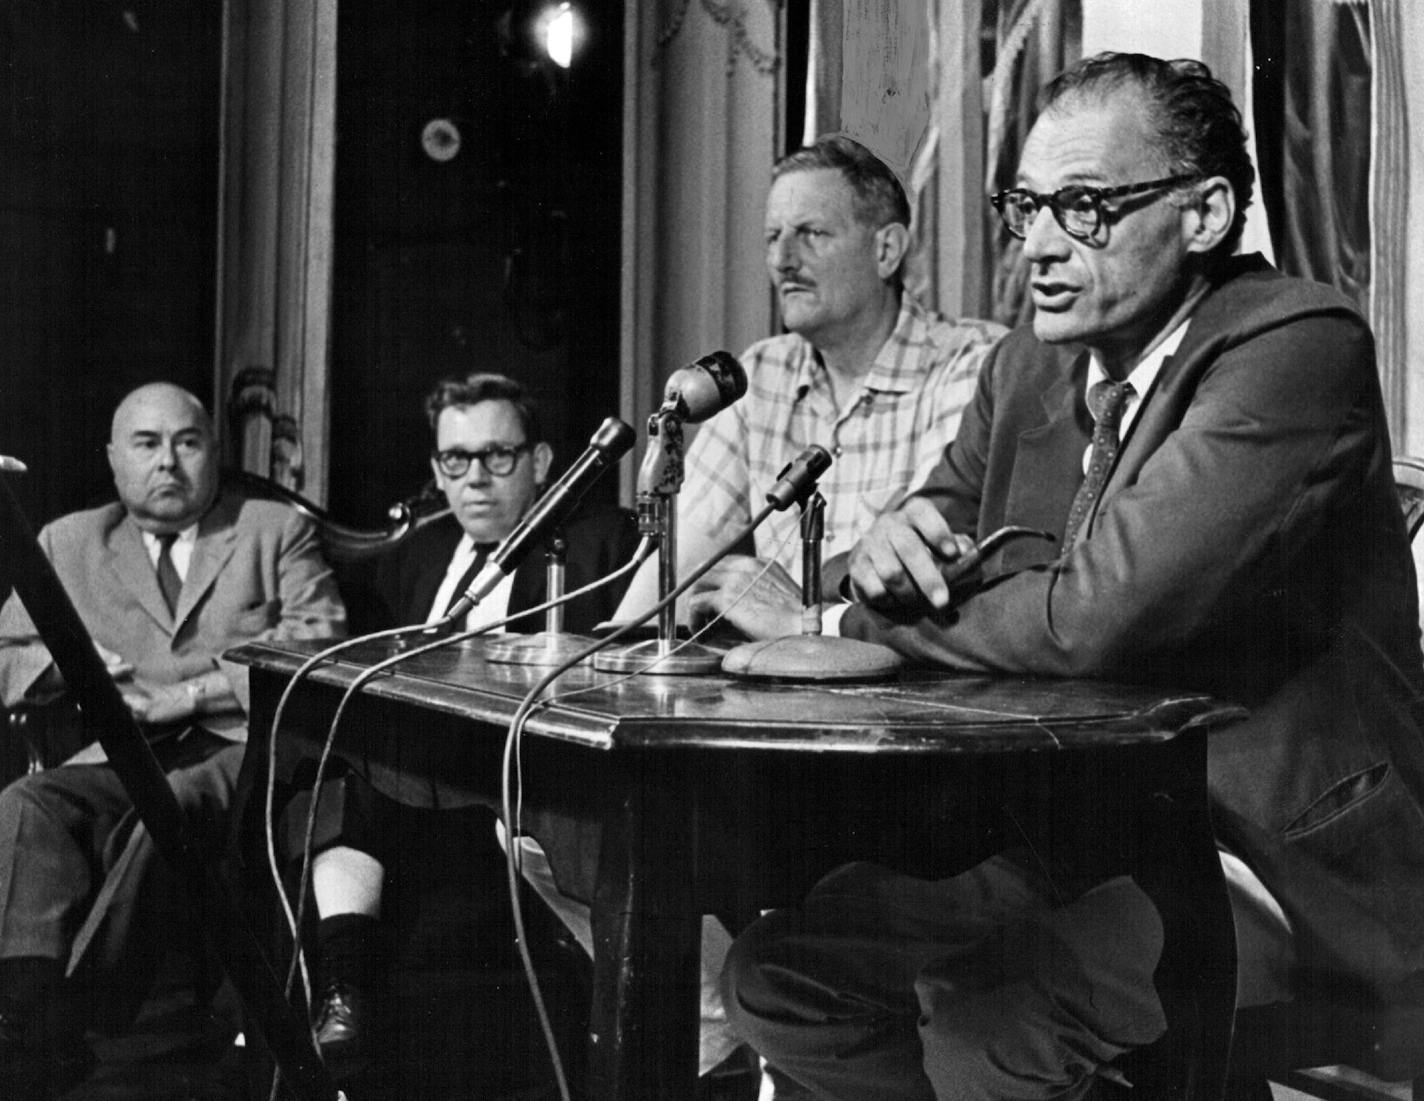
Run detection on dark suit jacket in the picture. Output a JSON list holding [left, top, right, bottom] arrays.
[[371, 506, 639, 631], [287, 505, 639, 853], [842, 256, 1424, 1019]]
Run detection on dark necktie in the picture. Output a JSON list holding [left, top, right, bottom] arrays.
[[156, 532, 183, 616], [442, 544, 495, 619], [1063, 380, 1134, 548]]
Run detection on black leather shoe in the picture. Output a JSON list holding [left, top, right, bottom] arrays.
[[312, 980, 373, 1080]]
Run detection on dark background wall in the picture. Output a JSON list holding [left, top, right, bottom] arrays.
[[327, 0, 625, 526], [1, 0, 625, 533], [0, 0, 221, 525]]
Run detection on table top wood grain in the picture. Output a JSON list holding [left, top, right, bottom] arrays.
[[229, 636, 1246, 754]]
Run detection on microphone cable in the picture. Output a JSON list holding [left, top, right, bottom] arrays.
[[497, 502, 804, 1101], [270, 442, 823, 1100], [259, 537, 655, 1099]]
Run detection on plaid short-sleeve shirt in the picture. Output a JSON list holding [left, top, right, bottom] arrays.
[[681, 293, 1005, 580]]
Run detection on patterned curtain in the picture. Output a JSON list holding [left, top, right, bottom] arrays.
[[895, 0, 1080, 325], [816, 0, 1417, 447], [980, 0, 1080, 328], [1362, 0, 1413, 453]]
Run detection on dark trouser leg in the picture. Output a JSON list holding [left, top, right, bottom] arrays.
[[722, 856, 1168, 1101], [0, 741, 240, 1095], [67, 739, 244, 988], [0, 765, 136, 965]]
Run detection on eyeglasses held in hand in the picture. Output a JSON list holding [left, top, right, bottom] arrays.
[[990, 174, 1200, 241], [433, 444, 530, 478]]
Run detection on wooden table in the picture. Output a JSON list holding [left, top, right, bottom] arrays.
[[229, 636, 1247, 1101]]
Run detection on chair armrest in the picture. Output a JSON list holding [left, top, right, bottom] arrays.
[[223, 469, 450, 564]]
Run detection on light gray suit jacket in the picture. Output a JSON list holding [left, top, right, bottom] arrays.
[[0, 486, 347, 739]]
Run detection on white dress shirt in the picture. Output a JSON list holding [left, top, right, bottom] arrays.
[[427, 532, 513, 633], [1080, 317, 1191, 473], [141, 523, 198, 580]]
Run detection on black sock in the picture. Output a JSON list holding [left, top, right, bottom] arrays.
[[316, 913, 382, 994]]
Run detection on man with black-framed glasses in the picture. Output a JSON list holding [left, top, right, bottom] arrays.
[[289, 372, 638, 1087], [385, 372, 639, 637], [719, 52, 1424, 1100]]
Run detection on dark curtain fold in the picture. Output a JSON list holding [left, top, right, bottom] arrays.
[[1252, 0, 1372, 313]]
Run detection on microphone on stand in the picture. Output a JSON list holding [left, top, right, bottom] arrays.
[[661, 351, 748, 424], [444, 417, 635, 624], [722, 453, 905, 683], [590, 444, 834, 678], [481, 531, 596, 665], [593, 351, 749, 675]]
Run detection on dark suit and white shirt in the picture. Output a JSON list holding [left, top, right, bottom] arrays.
[[377, 510, 638, 638], [719, 60, 1424, 1101]]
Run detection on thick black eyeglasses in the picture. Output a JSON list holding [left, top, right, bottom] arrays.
[[990, 174, 1200, 240], [433, 444, 530, 478]]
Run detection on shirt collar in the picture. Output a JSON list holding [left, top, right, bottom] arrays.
[[453, 531, 501, 560], [793, 291, 930, 400], [140, 523, 198, 553], [1085, 316, 1192, 399]]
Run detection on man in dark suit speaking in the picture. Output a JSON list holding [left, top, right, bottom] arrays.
[[709, 53, 1424, 1099], [295, 372, 638, 1080]]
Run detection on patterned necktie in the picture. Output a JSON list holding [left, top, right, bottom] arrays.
[[156, 532, 183, 615], [1063, 380, 1134, 548], [442, 544, 495, 619]]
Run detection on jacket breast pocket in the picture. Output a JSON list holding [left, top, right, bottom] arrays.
[[1281, 761, 1390, 837]]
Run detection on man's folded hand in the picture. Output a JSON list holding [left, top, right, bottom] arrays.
[[688, 555, 803, 641]]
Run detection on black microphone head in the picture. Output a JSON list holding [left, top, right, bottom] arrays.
[[766, 445, 834, 510], [590, 416, 637, 460], [662, 351, 748, 424]]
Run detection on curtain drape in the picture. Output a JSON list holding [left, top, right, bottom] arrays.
[[215, 0, 336, 498], [1366, 0, 1413, 453], [618, 0, 781, 501]]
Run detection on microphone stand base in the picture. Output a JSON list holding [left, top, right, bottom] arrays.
[[721, 634, 904, 682], [592, 637, 726, 676], [483, 631, 599, 666]]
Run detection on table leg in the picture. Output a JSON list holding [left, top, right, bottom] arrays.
[[1117, 733, 1237, 1100], [588, 767, 703, 1101], [1171, 733, 1237, 1100]]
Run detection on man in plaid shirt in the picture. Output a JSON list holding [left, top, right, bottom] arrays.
[[615, 135, 1003, 624], [560, 135, 1004, 1078]]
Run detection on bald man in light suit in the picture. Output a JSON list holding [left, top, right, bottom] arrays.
[[0, 383, 345, 1098]]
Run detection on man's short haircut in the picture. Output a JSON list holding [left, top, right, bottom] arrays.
[[424, 372, 543, 442], [772, 134, 912, 231], [1041, 52, 1256, 258]]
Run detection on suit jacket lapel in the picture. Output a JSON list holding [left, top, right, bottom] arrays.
[[508, 548, 547, 627], [1001, 352, 1090, 563], [171, 491, 239, 632], [410, 518, 464, 621], [104, 516, 173, 631]]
